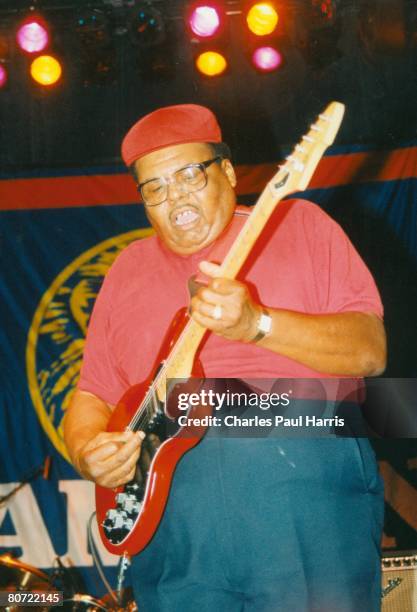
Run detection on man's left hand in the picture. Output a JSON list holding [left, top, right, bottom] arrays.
[[190, 260, 261, 343]]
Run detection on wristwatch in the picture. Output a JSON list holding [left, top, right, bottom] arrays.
[[251, 308, 272, 343]]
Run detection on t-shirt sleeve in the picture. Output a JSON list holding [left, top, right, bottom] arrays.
[[77, 262, 129, 405], [306, 203, 384, 317]]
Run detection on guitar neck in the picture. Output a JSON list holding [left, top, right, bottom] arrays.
[[219, 188, 278, 279], [155, 318, 206, 399]]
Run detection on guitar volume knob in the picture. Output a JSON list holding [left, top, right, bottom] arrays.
[[116, 492, 127, 505]]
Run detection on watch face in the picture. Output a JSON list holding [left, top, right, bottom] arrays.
[[259, 312, 272, 334]]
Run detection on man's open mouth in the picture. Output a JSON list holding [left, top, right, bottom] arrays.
[[172, 208, 200, 228]]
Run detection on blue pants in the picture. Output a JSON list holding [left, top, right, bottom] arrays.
[[130, 437, 384, 611]]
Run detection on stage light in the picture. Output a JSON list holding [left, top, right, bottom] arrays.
[[189, 5, 222, 38], [30, 55, 62, 86], [252, 46, 282, 71], [75, 10, 116, 85], [76, 9, 111, 49], [247, 3, 279, 36], [0, 31, 10, 88], [188, 4, 228, 78], [311, 0, 337, 22], [130, 4, 165, 47], [16, 18, 49, 54], [77, 10, 105, 31], [196, 50, 227, 76], [0, 65, 7, 88]]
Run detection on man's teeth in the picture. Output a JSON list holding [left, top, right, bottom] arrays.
[[175, 210, 199, 226]]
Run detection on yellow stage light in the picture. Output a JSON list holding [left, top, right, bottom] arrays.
[[30, 55, 62, 85], [247, 3, 279, 36], [196, 50, 227, 76]]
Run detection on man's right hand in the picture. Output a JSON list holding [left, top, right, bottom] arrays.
[[76, 430, 144, 489], [64, 389, 146, 488]]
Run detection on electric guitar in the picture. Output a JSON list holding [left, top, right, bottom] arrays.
[[95, 101, 346, 555]]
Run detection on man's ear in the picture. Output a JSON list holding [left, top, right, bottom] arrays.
[[221, 158, 237, 188]]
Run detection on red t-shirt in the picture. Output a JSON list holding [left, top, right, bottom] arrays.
[[78, 200, 383, 405]]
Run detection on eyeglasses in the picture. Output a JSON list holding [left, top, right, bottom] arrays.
[[137, 156, 222, 207]]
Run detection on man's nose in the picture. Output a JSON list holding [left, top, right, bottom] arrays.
[[166, 178, 186, 203]]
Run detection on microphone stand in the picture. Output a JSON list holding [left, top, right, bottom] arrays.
[[0, 457, 51, 507]]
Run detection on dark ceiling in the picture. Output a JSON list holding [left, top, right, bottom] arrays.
[[0, 0, 416, 173]]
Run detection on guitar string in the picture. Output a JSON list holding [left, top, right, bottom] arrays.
[[129, 381, 162, 429]]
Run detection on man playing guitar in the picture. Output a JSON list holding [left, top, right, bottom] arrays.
[[64, 104, 386, 611]]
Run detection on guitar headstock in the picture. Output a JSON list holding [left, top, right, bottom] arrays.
[[268, 101, 345, 198]]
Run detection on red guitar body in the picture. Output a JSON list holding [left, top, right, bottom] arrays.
[[95, 309, 209, 556]]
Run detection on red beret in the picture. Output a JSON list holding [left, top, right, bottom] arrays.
[[121, 104, 222, 166]]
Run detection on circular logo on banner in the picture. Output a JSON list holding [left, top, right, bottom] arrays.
[[26, 228, 154, 462]]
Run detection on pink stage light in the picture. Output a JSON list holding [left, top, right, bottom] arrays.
[[0, 65, 7, 88], [17, 20, 49, 54], [252, 46, 282, 72], [189, 5, 221, 38]]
